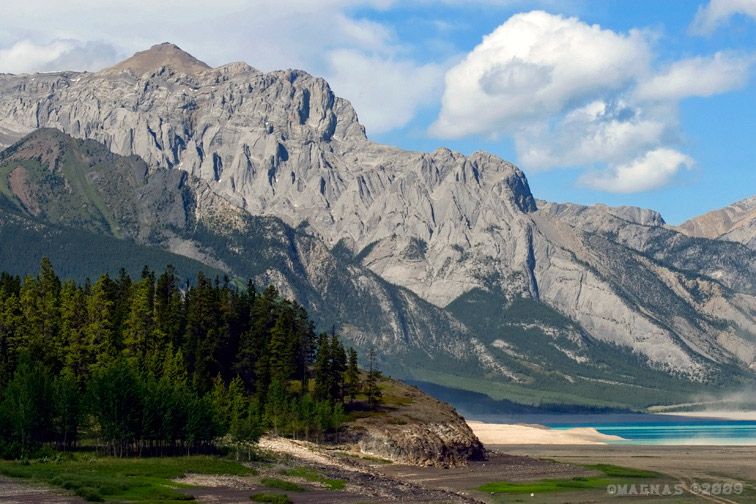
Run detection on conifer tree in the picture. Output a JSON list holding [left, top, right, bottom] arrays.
[[86, 274, 117, 371], [162, 344, 188, 387], [19, 275, 42, 358], [37, 258, 63, 373], [112, 268, 133, 335], [60, 280, 89, 381], [236, 284, 277, 392], [365, 346, 382, 408], [296, 393, 316, 440], [268, 304, 297, 382], [227, 375, 259, 460], [154, 266, 184, 352], [184, 272, 221, 393], [209, 374, 230, 433], [293, 302, 315, 386], [312, 333, 331, 402], [123, 276, 157, 369], [0, 290, 22, 387], [330, 334, 347, 401], [345, 348, 360, 404]]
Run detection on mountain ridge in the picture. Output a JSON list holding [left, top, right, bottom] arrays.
[[675, 195, 756, 250], [1, 45, 756, 405], [2, 128, 739, 409]]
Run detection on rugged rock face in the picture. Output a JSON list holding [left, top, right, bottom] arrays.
[[1, 44, 756, 386], [676, 195, 756, 250], [343, 378, 486, 467], [538, 200, 666, 228]]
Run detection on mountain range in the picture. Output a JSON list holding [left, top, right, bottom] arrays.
[[1, 43, 755, 410]]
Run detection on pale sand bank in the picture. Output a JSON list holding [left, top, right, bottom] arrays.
[[467, 420, 624, 445], [658, 410, 756, 421]]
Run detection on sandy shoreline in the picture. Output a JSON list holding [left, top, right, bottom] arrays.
[[466, 420, 624, 445], [658, 410, 756, 421]]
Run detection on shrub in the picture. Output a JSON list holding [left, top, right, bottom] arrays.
[[250, 493, 292, 504], [75, 487, 104, 502]]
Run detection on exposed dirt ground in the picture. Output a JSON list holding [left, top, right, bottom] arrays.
[[172, 438, 593, 503], [0, 475, 84, 503]]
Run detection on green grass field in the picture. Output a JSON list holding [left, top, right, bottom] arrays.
[[0, 455, 256, 502], [474, 464, 660, 496], [280, 466, 345, 490]]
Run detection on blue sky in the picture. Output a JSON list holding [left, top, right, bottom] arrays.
[[0, 0, 754, 224]]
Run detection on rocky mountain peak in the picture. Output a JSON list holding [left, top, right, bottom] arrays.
[[101, 42, 211, 76], [675, 195, 756, 250]]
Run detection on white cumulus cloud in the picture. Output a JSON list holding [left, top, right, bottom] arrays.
[[690, 0, 756, 35], [431, 9, 755, 193], [516, 99, 676, 170], [430, 11, 652, 138], [635, 52, 754, 101], [578, 148, 695, 193]]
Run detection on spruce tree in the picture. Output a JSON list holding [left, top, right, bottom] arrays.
[[60, 280, 89, 382], [345, 348, 360, 404], [268, 304, 297, 382], [0, 291, 22, 388], [312, 333, 331, 402], [37, 258, 63, 373], [330, 334, 347, 402], [365, 346, 382, 408], [86, 274, 118, 371], [123, 276, 157, 369], [154, 266, 184, 351], [209, 374, 230, 434]]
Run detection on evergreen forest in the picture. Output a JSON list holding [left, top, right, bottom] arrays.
[[0, 259, 379, 459]]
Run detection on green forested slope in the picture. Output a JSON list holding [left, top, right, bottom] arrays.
[[0, 260, 364, 460]]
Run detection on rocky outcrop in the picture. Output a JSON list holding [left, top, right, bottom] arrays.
[[343, 378, 486, 467]]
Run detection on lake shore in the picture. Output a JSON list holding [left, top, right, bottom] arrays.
[[466, 420, 624, 444], [657, 410, 756, 421]]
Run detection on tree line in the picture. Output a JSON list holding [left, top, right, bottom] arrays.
[[0, 259, 381, 459]]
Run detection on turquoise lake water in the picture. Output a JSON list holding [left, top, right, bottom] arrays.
[[470, 413, 756, 445], [548, 418, 756, 445]]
